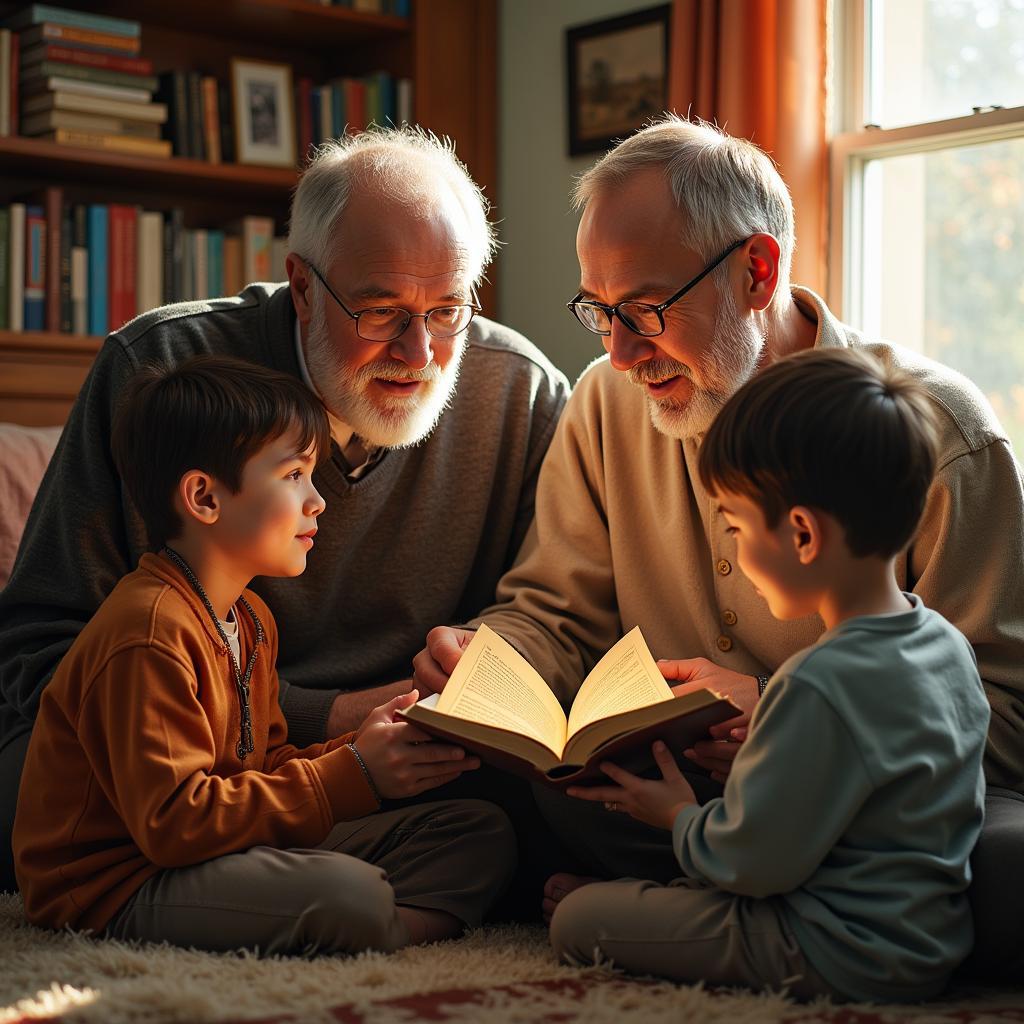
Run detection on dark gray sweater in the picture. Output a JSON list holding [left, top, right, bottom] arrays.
[[0, 284, 569, 749]]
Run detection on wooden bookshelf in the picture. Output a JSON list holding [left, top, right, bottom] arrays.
[[0, 0, 498, 426]]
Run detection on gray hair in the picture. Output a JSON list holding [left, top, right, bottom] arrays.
[[573, 115, 794, 304], [288, 125, 498, 287]]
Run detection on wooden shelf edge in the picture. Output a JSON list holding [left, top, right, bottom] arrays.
[[0, 136, 299, 198], [0, 331, 104, 356]]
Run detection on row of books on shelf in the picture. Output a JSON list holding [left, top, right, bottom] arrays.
[[0, 192, 284, 337], [0, 4, 413, 166]]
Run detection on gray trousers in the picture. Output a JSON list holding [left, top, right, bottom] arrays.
[[536, 781, 1024, 987], [550, 877, 839, 1000], [104, 799, 515, 957]]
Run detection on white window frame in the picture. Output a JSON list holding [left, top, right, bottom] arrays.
[[827, 0, 1024, 323]]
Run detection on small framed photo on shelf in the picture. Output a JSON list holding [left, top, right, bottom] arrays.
[[231, 58, 296, 167], [566, 4, 671, 157]]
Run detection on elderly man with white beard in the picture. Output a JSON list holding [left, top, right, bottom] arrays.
[[415, 116, 1024, 982], [0, 127, 569, 895]]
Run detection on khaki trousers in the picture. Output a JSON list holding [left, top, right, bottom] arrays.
[[105, 799, 514, 957], [550, 877, 841, 1001]]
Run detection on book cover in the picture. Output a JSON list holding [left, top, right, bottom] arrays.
[[192, 228, 208, 300], [20, 108, 161, 138], [0, 207, 9, 329], [4, 5, 141, 39], [186, 70, 204, 162], [240, 216, 274, 283], [41, 128, 171, 158], [180, 227, 193, 301], [18, 23, 140, 57], [0, 29, 10, 136], [21, 74, 151, 103], [42, 185, 61, 332], [157, 69, 189, 157], [401, 625, 741, 787], [8, 203, 25, 331], [296, 76, 313, 163], [107, 203, 136, 331], [86, 203, 107, 337], [70, 244, 86, 334], [137, 209, 163, 315], [59, 202, 71, 332], [216, 78, 233, 163], [201, 76, 220, 164], [222, 234, 242, 297], [23, 204, 46, 331], [19, 42, 153, 75], [207, 229, 224, 299], [24, 90, 167, 122], [71, 202, 87, 333], [22, 61, 159, 93]]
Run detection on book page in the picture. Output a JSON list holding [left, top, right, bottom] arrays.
[[566, 626, 673, 741], [434, 624, 568, 756]]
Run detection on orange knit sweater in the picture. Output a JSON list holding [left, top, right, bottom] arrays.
[[14, 552, 378, 931]]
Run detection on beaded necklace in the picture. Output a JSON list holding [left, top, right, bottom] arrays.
[[163, 546, 262, 759]]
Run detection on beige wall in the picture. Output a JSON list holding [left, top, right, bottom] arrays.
[[497, 0, 658, 382]]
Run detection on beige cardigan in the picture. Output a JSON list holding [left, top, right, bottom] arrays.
[[473, 288, 1024, 793]]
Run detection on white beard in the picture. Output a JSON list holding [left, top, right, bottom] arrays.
[[303, 302, 465, 449], [630, 297, 764, 440]]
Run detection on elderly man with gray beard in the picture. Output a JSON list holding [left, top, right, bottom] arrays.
[[0, 127, 569, 896], [415, 115, 1024, 983]]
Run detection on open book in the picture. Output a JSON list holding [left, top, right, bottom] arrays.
[[401, 624, 741, 787]]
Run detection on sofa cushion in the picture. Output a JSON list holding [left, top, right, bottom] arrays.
[[0, 423, 62, 590]]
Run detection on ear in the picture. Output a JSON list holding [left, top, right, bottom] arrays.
[[788, 505, 822, 565], [286, 253, 314, 325], [740, 233, 781, 313], [178, 470, 221, 527]]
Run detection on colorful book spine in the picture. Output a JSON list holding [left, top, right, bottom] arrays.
[[0, 208, 9, 329], [0, 30, 10, 137], [217, 78, 233, 163], [70, 204, 87, 335], [201, 76, 220, 164], [107, 204, 137, 330], [22, 60, 159, 92], [87, 204, 108, 337], [23, 205, 46, 331], [8, 203, 25, 331], [207, 230, 224, 299], [157, 69, 189, 157], [59, 203, 72, 332], [19, 43, 153, 75], [43, 186, 62, 332], [297, 76, 313, 162], [6, 5, 141, 38], [18, 23, 140, 57], [137, 210, 163, 314]]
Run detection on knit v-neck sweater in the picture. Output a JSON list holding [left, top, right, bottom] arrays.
[[13, 552, 377, 932], [0, 284, 569, 751]]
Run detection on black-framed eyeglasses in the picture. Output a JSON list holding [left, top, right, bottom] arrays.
[[566, 237, 749, 338], [308, 263, 481, 343]]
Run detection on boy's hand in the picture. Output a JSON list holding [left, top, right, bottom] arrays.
[[660, 658, 757, 782], [566, 741, 697, 831], [352, 691, 480, 799], [412, 626, 476, 695]]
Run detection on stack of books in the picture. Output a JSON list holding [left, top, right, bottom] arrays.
[[7, 3, 170, 159]]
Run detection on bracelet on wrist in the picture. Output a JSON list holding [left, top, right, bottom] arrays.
[[347, 742, 382, 807], [755, 673, 771, 698]]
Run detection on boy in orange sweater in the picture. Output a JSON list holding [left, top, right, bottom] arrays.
[[14, 355, 513, 955]]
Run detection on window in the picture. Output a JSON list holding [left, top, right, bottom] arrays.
[[830, 0, 1024, 453]]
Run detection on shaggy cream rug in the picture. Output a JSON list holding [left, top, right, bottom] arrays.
[[1, 894, 1021, 1024]]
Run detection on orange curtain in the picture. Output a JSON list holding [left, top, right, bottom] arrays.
[[668, 0, 828, 294]]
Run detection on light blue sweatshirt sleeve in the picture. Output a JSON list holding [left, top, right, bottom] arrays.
[[672, 681, 875, 898]]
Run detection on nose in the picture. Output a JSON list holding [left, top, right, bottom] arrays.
[[387, 315, 433, 371], [305, 483, 326, 519], [605, 318, 656, 373]]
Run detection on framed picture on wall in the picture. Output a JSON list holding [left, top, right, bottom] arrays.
[[231, 58, 296, 167], [566, 4, 671, 157]]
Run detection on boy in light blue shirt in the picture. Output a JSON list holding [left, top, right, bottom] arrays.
[[549, 348, 989, 1002]]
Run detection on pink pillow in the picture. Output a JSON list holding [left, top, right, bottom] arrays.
[[0, 423, 62, 589]]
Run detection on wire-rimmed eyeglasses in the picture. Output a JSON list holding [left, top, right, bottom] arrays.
[[566, 237, 749, 338], [308, 263, 481, 343]]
